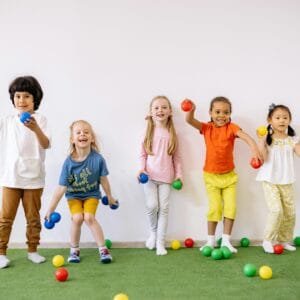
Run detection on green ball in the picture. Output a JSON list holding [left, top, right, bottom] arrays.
[[240, 237, 250, 247], [202, 246, 213, 257], [105, 239, 112, 249], [211, 249, 223, 260], [243, 263, 257, 277], [220, 246, 232, 259], [172, 180, 182, 190], [217, 238, 222, 247], [294, 236, 300, 247]]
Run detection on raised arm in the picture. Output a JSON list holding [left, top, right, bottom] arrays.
[[24, 116, 50, 149], [184, 100, 203, 131]]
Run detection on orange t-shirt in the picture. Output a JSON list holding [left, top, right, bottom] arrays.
[[200, 122, 241, 174]]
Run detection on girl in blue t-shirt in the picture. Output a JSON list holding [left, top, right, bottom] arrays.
[[46, 120, 117, 264]]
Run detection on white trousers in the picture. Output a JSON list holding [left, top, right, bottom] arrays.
[[143, 180, 171, 243]]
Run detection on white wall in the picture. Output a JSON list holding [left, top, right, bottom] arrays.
[[0, 0, 300, 245]]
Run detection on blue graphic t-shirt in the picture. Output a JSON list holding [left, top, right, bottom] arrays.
[[59, 150, 109, 200]]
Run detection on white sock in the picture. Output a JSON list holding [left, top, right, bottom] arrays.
[[200, 235, 215, 251], [146, 232, 156, 250], [156, 241, 167, 256], [0, 255, 10, 269], [262, 240, 274, 253], [283, 242, 296, 251], [28, 252, 46, 264], [221, 234, 238, 253]]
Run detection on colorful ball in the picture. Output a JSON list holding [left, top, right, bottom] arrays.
[[50, 212, 61, 223], [273, 244, 284, 254], [293, 236, 300, 246], [52, 255, 65, 267], [243, 263, 257, 277], [240, 237, 250, 247], [184, 238, 194, 248], [114, 293, 129, 300], [139, 173, 148, 184], [211, 249, 223, 260], [202, 246, 213, 257], [19, 112, 31, 123], [259, 265, 272, 280], [110, 201, 119, 210], [172, 179, 182, 190], [105, 239, 112, 249], [55, 267, 68, 282], [171, 240, 181, 250], [44, 219, 55, 229], [220, 246, 232, 259], [101, 196, 109, 205], [250, 158, 262, 169], [257, 126, 267, 137], [181, 99, 193, 112]]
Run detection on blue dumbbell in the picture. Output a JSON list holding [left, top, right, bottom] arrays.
[[110, 201, 119, 210], [50, 212, 61, 223], [44, 219, 55, 229], [101, 196, 109, 205]]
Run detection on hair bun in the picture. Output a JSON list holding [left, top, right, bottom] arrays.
[[269, 103, 276, 111]]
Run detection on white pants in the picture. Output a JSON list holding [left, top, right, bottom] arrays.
[[143, 180, 171, 243]]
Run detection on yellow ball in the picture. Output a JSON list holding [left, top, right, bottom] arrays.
[[52, 255, 65, 267], [171, 240, 181, 250], [259, 265, 272, 279], [257, 126, 267, 137], [113, 293, 129, 300]]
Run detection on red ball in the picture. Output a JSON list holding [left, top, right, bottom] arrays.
[[273, 244, 284, 254], [181, 99, 193, 112], [184, 238, 194, 248], [250, 158, 262, 169], [55, 267, 69, 282]]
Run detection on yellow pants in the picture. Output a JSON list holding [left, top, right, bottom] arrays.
[[262, 181, 295, 242], [203, 171, 238, 221], [68, 198, 99, 215]]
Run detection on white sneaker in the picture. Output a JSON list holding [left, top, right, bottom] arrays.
[[156, 241, 167, 256], [28, 252, 46, 264], [283, 243, 296, 251], [262, 240, 274, 253], [0, 255, 10, 269], [145, 233, 156, 250], [221, 241, 238, 253]]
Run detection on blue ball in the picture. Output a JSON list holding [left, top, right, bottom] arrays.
[[44, 220, 55, 229], [101, 196, 109, 205], [110, 201, 119, 210], [20, 112, 31, 123], [139, 173, 148, 184], [50, 212, 61, 223]]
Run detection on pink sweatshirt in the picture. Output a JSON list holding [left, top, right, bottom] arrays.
[[140, 127, 182, 184]]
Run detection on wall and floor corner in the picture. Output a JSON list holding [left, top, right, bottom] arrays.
[[0, 0, 299, 247]]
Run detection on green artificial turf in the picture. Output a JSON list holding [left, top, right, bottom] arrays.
[[0, 247, 299, 300]]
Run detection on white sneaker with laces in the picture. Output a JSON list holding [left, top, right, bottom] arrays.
[[283, 243, 296, 251], [28, 252, 46, 264], [0, 255, 10, 269]]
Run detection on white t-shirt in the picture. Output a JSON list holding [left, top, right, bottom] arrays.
[[256, 136, 299, 184], [0, 112, 51, 189]]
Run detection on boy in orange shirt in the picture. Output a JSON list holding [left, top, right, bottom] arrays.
[[184, 97, 261, 253]]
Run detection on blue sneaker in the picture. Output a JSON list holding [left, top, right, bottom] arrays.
[[100, 248, 112, 264], [68, 250, 80, 263]]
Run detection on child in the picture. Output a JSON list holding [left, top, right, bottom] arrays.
[[0, 76, 50, 268], [256, 104, 300, 253], [184, 96, 261, 253], [45, 120, 117, 263], [139, 95, 182, 256]]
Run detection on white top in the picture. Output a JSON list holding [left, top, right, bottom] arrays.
[[256, 136, 299, 184], [0, 112, 51, 188]]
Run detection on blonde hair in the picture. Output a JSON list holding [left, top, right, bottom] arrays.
[[143, 95, 178, 155], [69, 120, 100, 155]]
